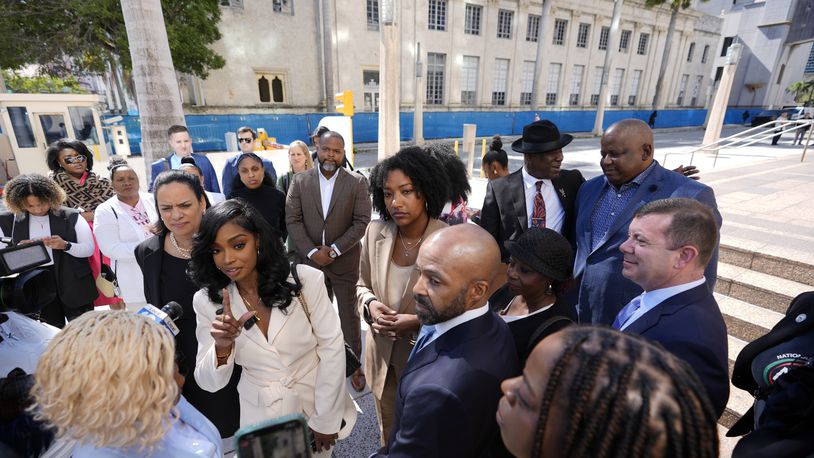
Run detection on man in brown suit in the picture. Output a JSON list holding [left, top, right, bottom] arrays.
[[286, 130, 372, 389]]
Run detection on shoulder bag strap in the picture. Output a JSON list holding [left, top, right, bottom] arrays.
[[289, 261, 311, 324], [526, 315, 574, 354]]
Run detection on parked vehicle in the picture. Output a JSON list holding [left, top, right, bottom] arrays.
[[751, 109, 795, 127]]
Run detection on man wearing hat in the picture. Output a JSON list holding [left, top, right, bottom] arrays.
[[480, 119, 585, 261]]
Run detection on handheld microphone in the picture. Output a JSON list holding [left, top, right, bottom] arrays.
[[137, 302, 184, 336]]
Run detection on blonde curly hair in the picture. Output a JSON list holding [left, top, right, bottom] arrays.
[[31, 311, 179, 451]]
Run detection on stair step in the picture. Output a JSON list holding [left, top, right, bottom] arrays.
[[716, 263, 809, 314], [718, 424, 740, 457], [720, 243, 814, 287], [716, 293, 784, 331]]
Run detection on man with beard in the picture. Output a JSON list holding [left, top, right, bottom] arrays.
[[285, 130, 372, 391], [371, 225, 520, 457]]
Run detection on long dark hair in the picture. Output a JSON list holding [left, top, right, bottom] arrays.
[[424, 142, 471, 203], [368, 146, 449, 221], [188, 199, 299, 312], [230, 153, 275, 194], [151, 171, 205, 236], [45, 139, 95, 172]]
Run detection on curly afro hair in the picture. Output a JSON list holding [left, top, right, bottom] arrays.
[[423, 142, 471, 203], [3, 174, 66, 215], [368, 146, 450, 220], [45, 139, 95, 172]]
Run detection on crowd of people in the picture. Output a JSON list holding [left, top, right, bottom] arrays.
[[0, 118, 810, 458]]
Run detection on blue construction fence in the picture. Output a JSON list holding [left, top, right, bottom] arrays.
[[112, 107, 761, 154]]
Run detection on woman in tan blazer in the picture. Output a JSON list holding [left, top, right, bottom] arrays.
[[357, 147, 454, 446]]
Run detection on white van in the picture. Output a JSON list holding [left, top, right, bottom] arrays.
[[785, 106, 814, 120]]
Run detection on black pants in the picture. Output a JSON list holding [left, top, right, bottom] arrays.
[[37, 267, 93, 328]]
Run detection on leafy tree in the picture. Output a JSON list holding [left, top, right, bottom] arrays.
[[1, 69, 85, 93], [0, 0, 225, 78], [788, 79, 814, 105]]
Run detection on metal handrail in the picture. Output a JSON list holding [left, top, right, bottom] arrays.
[[662, 119, 814, 167]]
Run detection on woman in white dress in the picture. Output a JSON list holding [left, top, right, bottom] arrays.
[[93, 158, 157, 311], [188, 199, 356, 457]]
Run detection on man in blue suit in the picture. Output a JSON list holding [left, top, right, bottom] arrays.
[[372, 224, 520, 457], [612, 198, 729, 416], [573, 119, 721, 325], [148, 125, 220, 192]]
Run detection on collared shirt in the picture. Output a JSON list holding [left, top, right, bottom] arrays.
[[169, 153, 182, 170], [619, 277, 706, 331], [590, 161, 656, 249], [521, 167, 564, 233], [422, 303, 490, 348], [307, 169, 342, 259], [1, 213, 97, 266]]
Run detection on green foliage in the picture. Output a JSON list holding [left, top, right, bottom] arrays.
[[644, 0, 694, 9], [0, 0, 225, 78], [788, 79, 814, 105], [1, 69, 86, 93]]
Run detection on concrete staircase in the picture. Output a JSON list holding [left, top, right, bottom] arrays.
[[714, 244, 814, 456]]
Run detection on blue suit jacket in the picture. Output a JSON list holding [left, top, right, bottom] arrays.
[[149, 153, 220, 193], [221, 154, 277, 196], [373, 311, 520, 458], [624, 283, 730, 417], [572, 162, 721, 325]]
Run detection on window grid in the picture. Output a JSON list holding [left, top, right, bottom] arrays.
[[492, 58, 509, 106], [687, 42, 695, 62], [553, 19, 568, 46], [464, 4, 482, 35], [256, 73, 285, 103], [619, 30, 631, 53], [520, 61, 535, 106], [598, 26, 610, 51], [272, 0, 292, 14], [546, 63, 561, 105], [367, 0, 379, 31], [691, 75, 702, 106], [610, 68, 624, 106], [460, 56, 479, 105], [426, 53, 446, 105], [677, 74, 689, 106], [628, 69, 642, 106], [591, 66, 603, 105], [428, 0, 447, 31], [527, 14, 541, 42], [497, 10, 513, 39], [637, 33, 649, 55], [576, 23, 590, 48], [701, 45, 710, 64], [805, 43, 814, 73], [570, 65, 584, 106]]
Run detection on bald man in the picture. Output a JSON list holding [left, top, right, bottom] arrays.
[[372, 225, 520, 458], [573, 119, 721, 325]]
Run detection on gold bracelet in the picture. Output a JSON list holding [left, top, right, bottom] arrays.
[[215, 347, 231, 360]]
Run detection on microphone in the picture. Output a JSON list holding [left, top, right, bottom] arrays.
[[137, 302, 183, 336]]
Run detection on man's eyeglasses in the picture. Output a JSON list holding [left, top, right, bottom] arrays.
[[63, 155, 87, 164], [238, 138, 253, 144]]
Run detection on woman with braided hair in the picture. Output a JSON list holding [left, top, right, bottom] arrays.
[[496, 326, 719, 458]]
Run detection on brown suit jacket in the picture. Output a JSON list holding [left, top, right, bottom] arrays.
[[356, 218, 448, 399], [285, 167, 371, 277]]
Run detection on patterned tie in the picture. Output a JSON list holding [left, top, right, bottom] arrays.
[[531, 181, 546, 229], [408, 325, 436, 361], [612, 296, 643, 330]]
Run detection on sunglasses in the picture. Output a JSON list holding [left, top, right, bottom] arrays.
[[63, 155, 87, 164], [238, 138, 253, 144]]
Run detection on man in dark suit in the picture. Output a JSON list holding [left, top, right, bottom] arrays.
[[285, 130, 371, 389], [573, 119, 721, 325], [480, 120, 585, 260], [612, 198, 729, 417], [372, 224, 520, 457]]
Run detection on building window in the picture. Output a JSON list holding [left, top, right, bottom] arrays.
[[220, 0, 243, 8], [776, 64, 785, 84], [691, 75, 702, 106], [460, 56, 479, 105], [576, 23, 590, 48], [714, 66, 723, 82], [701, 44, 709, 63], [546, 63, 561, 105], [527, 14, 541, 42], [677, 74, 689, 105], [428, 0, 447, 31], [628, 69, 642, 105], [806, 44, 814, 74], [598, 26, 610, 51], [610, 68, 624, 106], [363, 70, 380, 111], [492, 58, 509, 105], [256, 72, 286, 103], [521, 61, 535, 105], [570, 65, 584, 105], [619, 30, 631, 53], [497, 10, 513, 39], [553, 19, 568, 46], [721, 36, 734, 56], [367, 0, 379, 31], [426, 53, 446, 105], [591, 66, 603, 105], [7, 107, 36, 148], [272, 0, 293, 15], [687, 42, 695, 62], [637, 33, 649, 55], [464, 4, 482, 35]]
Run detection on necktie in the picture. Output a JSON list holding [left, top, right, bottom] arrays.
[[531, 181, 546, 229], [612, 296, 643, 330], [409, 325, 436, 360]]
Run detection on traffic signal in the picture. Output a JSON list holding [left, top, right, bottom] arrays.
[[335, 91, 354, 117]]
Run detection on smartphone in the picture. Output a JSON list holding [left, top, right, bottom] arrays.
[[235, 413, 313, 458]]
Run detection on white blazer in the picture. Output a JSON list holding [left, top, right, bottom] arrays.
[[93, 193, 157, 307], [193, 265, 357, 438]]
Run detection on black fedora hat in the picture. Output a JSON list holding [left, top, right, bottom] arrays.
[[511, 120, 573, 154], [504, 227, 573, 281]]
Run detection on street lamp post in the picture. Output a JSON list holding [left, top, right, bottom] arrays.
[[592, 0, 624, 136], [702, 42, 742, 151], [378, 0, 401, 160]]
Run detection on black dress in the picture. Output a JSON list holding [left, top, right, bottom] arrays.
[[159, 253, 242, 437], [501, 297, 576, 364], [229, 185, 287, 240]]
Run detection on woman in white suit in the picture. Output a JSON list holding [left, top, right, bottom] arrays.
[[189, 199, 356, 457], [93, 158, 157, 311]]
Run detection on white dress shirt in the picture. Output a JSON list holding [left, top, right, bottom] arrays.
[[619, 277, 707, 331], [521, 167, 564, 233], [0, 213, 95, 266], [421, 303, 490, 348], [307, 169, 342, 259]]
